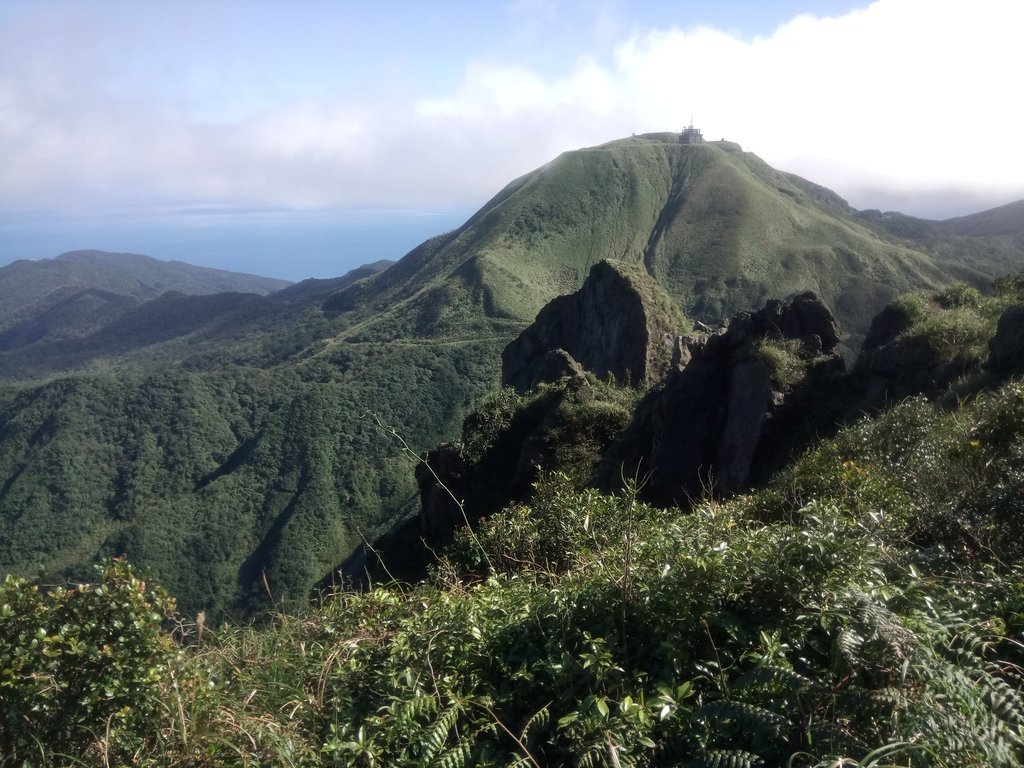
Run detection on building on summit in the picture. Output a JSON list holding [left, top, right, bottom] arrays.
[[679, 122, 704, 144]]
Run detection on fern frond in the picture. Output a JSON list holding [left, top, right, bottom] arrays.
[[392, 693, 438, 725], [519, 703, 550, 743], [735, 664, 824, 696], [577, 743, 604, 768], [833, 685, 901, 720], [804, 719, 864, 757], [854, 594, 913, 657], [866, 686, 904, 710], [419, 703, 460, 760], [436, 739, 473, 768], [685, 748, 766, 768], [984, 676, 1024, 727], [834, 629, 865, 672], [696, 700, 791, 747]]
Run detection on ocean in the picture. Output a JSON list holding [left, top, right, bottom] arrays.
[[0, 207, 476, 283]]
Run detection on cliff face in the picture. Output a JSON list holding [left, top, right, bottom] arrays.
[[501, 259, 686, 392], [989, 304, 1024, 377], [617, 292, 844, 503], [394, 279, 1024, 588], [412, 281, 845, 554]]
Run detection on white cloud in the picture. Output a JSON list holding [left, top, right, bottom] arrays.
[[1, 0, 1022, 218]]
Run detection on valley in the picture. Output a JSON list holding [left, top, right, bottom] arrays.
[[2, 131, 1024, 766], [1, 134, 1023, 617]]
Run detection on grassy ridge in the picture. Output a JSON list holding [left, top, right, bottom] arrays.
[[0, 134, 1021, 618], [338, 136, 1000, 352]]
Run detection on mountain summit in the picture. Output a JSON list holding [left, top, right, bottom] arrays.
[[0, 134, 1021, 615], [328, 133, 1004, 352]]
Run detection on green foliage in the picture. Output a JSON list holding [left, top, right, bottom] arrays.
[[5, 375, 1024, 765], [880, 282, 1019, 372], [753, 338, 807, 389], [2, 137, 1024, 765], [0, 338, 503, 617], [447, 377, 641, 524], [459, 388, 527, 464], [890, 291, 928, 324], [0, 558, 177, 765], [772, 382, 1024, 562], [2, 136, 1021, 625], [447, 472, 662, 576], [992, 270, 1024, 300], [934, 282, 984, 309], [914, 304, 992, 366]]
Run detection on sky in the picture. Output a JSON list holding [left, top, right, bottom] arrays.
[[1, 0, 1022, 281]]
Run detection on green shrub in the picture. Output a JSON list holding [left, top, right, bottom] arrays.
[[914, 305, 992, 367], [891, 292, 928, 324], [754, 338, 807, 389], [0, 559, 177, 765], [992, 271, 1024, 301], [875, 283, 1022, 375], [459, 388, 527, 464], [934, 282, 983, 310]]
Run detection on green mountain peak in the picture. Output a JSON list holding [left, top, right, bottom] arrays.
[[0, 135, 1021, 616], [330, 134, 998, 354]]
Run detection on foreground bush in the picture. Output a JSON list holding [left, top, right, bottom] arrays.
[[0, 558, 176, 765], [3, 382, 1024, 766]]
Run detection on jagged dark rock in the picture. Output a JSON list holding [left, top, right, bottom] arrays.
[[415, 447, 468, 535], [529, 348, 589, 389], [860, 301, 916, 354], [501, 260, 686, 393], [609, 292, 845, 502], [988, 304, 1024, 377], [412, 291, 845, 559]]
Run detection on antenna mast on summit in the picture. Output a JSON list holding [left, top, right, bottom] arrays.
[[679, 116, 704, 144]]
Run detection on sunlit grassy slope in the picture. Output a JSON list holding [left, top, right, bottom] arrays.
[[333, 134, 991, 350]]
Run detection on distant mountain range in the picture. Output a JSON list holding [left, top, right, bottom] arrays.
[[0, 254, 392, 380], [0, 133, 1022, 616], [0, 249, 290, 323]]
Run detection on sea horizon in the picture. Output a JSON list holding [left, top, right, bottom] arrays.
[[0, 207, 476, 283]]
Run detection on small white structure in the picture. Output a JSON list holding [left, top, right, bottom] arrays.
[[679, 122, 704, 144]]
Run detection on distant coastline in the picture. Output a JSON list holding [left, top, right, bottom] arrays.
[[0, 207, 473, 282]]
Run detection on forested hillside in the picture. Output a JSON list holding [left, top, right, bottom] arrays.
[[1, 134, 1023, 618], [0, 342, 499, 614], [3, 280, 1024, 766]]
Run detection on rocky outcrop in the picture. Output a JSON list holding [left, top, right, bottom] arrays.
[[415, 446, 469, 535], [412, 290, 843, 557], [501, 260, 686, 392], [611, 292, 844, 502], [856, 293, 992, 403], [988, 304, 1024, 377], [528, 349, 589, 389]]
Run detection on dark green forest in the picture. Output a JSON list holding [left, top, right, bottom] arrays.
[[0, 340, 501, 614]]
